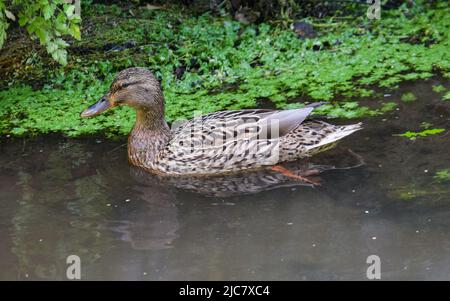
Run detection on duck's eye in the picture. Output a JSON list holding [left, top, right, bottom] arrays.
[[111, 81, 139, 93], [121, 82, 137, 89]]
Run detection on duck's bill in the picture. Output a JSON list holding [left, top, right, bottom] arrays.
[[80, 97, 111, 118]]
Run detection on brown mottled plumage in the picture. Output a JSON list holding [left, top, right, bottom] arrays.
[[81, 67, 362, 176]]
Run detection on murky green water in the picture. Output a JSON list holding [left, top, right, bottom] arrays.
[[0, 79, 449, 280]]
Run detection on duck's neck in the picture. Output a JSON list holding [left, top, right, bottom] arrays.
[[128, 108, 171, 170]]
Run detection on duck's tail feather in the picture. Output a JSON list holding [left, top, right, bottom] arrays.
[[305, 122, 363, 151]]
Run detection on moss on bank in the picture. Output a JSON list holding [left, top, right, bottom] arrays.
[[0, 1, 449, 137]]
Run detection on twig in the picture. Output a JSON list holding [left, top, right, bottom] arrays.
[[107, 143, 127, 153]]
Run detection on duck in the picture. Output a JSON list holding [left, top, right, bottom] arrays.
[[81, 67, 361, 183]]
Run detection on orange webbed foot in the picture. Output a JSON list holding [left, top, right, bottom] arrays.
[[270, 165, 321, 186]]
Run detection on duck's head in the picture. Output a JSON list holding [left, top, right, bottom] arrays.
[[81, 67, 164, 118]]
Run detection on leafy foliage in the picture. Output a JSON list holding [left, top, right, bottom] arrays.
[[401, 92, 417, 103], [443, 91, 450, 101], [0, 2, 449, 137], [434, 170, 450, 183], [313, 102, 397, 119], [395, 128, 446, 140], [0, 0, 81, 65], [432, 85, 446, 93]]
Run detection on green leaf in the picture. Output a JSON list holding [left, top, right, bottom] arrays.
[[54, 38, 69, 48], [35, 28, 49, 44], [395, 128, 446, 140], [443, 91, 450, 101], [17, 12, 28, 26], [65, 5, 76, 19], [432, 85, 446, 93], [43, 5, 55, 20], [46, 41, 58, 54], [69, 23, 81, 40], [51, 48, 68, 66], [400, 92, 417, 102], [55, 12, 68, 33], [434, 170, 450, 183], [0, 27, 6, 49]]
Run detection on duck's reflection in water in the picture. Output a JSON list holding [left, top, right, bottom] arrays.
[[131, 161, 323, 197], [131, 147, 363, 197], [108, 148, 362, 250]]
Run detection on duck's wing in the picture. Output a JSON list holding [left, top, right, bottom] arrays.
[[157, 106, 322, 174], [170, 105, 318, 145]]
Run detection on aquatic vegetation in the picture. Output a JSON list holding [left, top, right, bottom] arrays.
[[313, 102, 397, 119], [0, 1, 449, 137], [391, 184, 450, 201], [394, 186, 429, 200], [395, 128, 446, 140], [443, 92, 450, 101], [400, 92, 417, 103], [432, 85, 446, 93], [434, 170, 450, 183]]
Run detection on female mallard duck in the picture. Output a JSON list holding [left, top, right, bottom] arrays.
[[81, 67, 361, 181]]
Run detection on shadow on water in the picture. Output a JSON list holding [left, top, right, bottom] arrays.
[[0, 78, 449, 280]]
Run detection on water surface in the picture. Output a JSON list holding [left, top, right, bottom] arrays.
[[0, 79, 449, 280]]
